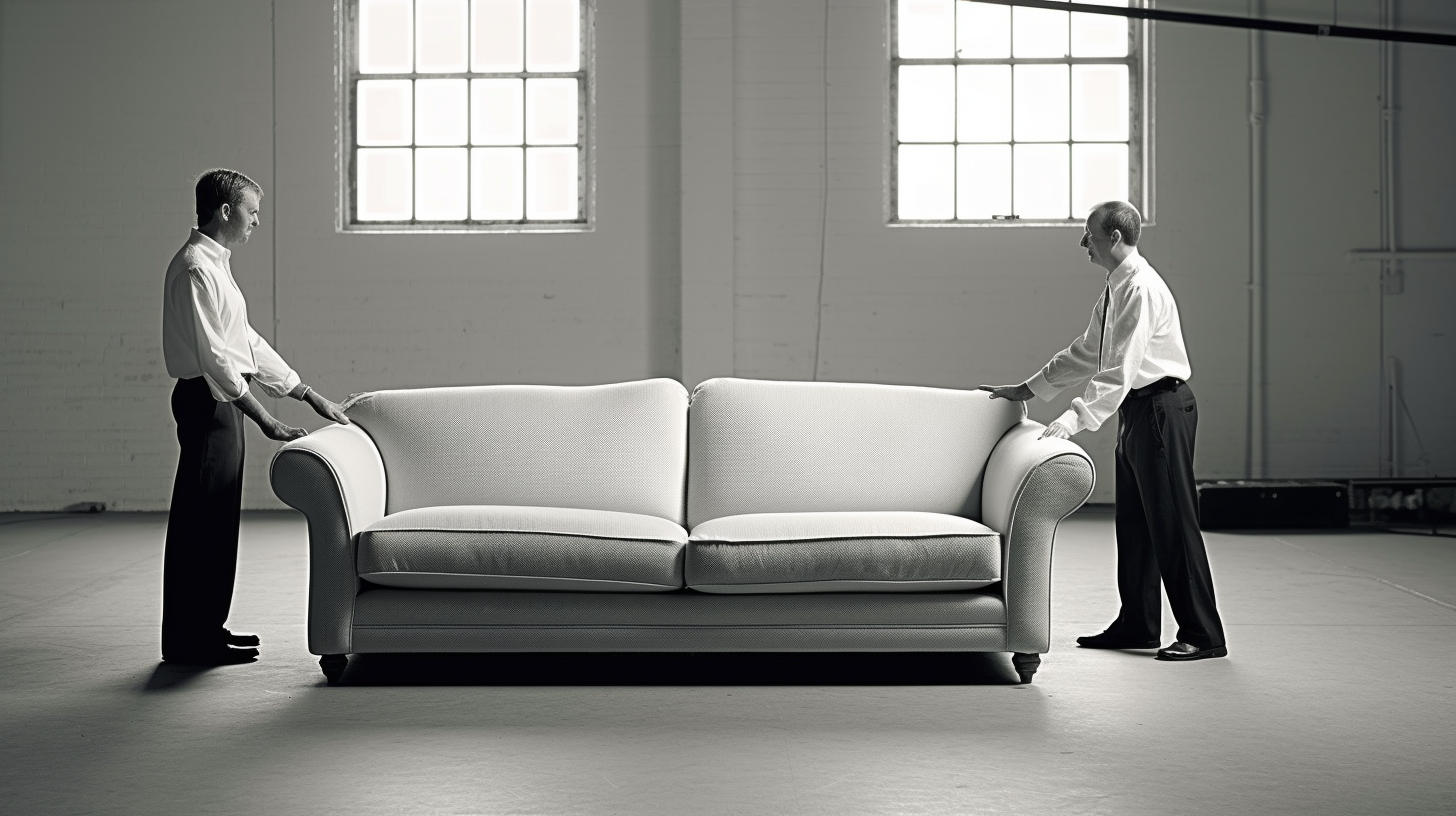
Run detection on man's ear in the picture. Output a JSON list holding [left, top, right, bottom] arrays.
[[1109, 228, 1123, 247], [218, 202, 232, 222]]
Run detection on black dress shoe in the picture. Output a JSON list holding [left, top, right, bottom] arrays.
[[1155, 642, 1228, 661], [222, 629, 261, 648], [1076, 631, 1161, 649], [163, 646, 260, 666]]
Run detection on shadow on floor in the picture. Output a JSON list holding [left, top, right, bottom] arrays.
[[141, 662, 224, 692], [331, 651, 1024, 687]]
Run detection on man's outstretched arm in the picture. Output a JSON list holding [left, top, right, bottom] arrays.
[[977, 383, 1034, 402], [233, 391, 308, 441]]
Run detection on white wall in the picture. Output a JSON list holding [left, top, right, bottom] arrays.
[[1, 0, 682, 510], [2, 0, 1453, 510]]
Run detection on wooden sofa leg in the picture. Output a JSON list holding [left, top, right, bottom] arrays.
[[320, 654, 348, 685], [1011, 652, 1041, 684]]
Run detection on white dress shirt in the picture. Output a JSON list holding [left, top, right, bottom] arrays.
[[1025, 248, 1192, 435], [162, 229, 299, 403]]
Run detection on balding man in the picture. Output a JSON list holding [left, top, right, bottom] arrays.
[[979, 201, 1227, 662], [160, 168, 350, 665]]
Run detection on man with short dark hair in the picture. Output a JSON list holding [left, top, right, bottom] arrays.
[[160, 168, 350, 665], [979, 200, 1228, 662]]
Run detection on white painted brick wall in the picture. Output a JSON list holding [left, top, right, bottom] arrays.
[[2, 0, 1453, 511]]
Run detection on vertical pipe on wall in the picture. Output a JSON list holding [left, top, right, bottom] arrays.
[[1387, 355, 1400, 476], [1247, 0, 1266, 479], [811, 0, 830, 381], [1378, 0, 1399, 476], [271, 0, 279, 349]]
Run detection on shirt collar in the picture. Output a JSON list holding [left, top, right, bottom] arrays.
[[188, 228, 231, 264], [1107, 247, 1143, 286]]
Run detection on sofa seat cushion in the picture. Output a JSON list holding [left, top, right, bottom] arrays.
[[358, 505, 688, 592], [686, 511, 1000, 594]]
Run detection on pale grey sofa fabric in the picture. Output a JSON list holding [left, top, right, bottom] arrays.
[[686, 511, 1001, 593], [358, 505, 687, 592], [690, 510, 994, 542], [352, 588, 1008, 652], [686, 378, 1025, 528], [982, 421, 1096, 654], [270, 378, 1097, 668], [269, 424, 387, 656], [345, 378, 689, 523]]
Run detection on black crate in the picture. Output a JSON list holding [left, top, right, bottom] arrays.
[[1197, 480, 1349, 530], [1348, 479, 1456, 532]]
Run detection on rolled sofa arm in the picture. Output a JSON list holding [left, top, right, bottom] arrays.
[[981, 420, 1096, 654], [269, 424, 387, 656]]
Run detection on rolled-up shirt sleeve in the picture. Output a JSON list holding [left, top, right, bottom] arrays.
[[187, 268, 249, 403], [247, 325, 300, 398], [1058, 284, 1154, 434]]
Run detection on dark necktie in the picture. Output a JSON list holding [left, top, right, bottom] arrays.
[[1098, 283, 1111, 371]]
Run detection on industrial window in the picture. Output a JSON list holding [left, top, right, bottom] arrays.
[[891, 0, 1148, 224], [340, 0, 592, 232]]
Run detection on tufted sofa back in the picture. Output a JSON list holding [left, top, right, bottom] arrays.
[[686, 378, 1025, 528], [345, 378, 690, 523]]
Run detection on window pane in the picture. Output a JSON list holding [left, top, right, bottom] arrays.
[[415, 78, 468, 146], [526, 0, 579, 72], [473, 0, 524, 72], [957, 144, 1011, 220], [957, 2, 1010, 59], [1072, 65, 1129, 141], [957, 65, 1010, 143], [525, 146, 578, 219], [897, 65, 955, 143], [357, 148, 413, 220], [1014, 64, 1069, 142], [1014, 143, 1070, 219], [472, 147, 524, 219], [417, 0, 469, 73], [525, 78, 577, 145], [1012, 3, 1069, 59], [415, 148, 469, 220], [1072, 0, 1130, 58], [360, 0, 413, 73], [357, 79, 413, 146], [1073, 143, 1129, 215], [472, 78, 524, 145], [897, 144, 955, 219], [898, 0, 954, 58]]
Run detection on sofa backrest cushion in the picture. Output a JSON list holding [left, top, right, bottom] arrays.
[[686, 378, 1024, 528], [345, 378, 689, 523]]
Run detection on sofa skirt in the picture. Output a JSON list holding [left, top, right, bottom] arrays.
[[347, 588, 1010, 653]]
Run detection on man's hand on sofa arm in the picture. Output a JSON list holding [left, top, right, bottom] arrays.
[[290, 383, 351, 425], [235, 392, 308, 441], [1039, 418, 1074, 440], [977, 383, 1034, 402]]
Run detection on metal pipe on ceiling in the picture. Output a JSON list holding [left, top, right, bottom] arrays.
[[971, 0, 1456, 48]]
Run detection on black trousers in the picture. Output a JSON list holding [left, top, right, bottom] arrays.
[[1112, 380, 1226, 649], [161, 376, 245, 657]]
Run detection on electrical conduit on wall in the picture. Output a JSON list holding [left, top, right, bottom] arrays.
[[1247, 0, 1266, 480]]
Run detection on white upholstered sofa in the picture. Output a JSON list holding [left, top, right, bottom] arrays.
[[269, 377, 1095, 684]]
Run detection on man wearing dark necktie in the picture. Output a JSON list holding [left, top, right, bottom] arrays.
[[978, 200, 1228, 662], [159, 169, 352, 665]]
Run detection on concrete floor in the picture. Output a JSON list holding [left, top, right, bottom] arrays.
[[1, 508, 1453, 816]]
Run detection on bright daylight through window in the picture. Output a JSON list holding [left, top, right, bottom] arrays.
[[343, 0, 590, 230], [893, 0, 1146, 224]]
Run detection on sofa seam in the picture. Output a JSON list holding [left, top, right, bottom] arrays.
[[365, 527, 687, 543], [351, 623, 1008, 630]]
